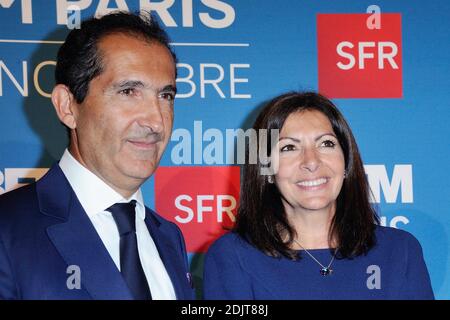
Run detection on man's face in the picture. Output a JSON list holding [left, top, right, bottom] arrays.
[[70, 33, 176, 196]]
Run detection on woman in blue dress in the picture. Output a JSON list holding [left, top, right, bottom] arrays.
[[203, 91, 434, 299]]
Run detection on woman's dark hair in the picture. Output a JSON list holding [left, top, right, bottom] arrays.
[[55, 11, 176, 104], [234, 91, 379, 260]]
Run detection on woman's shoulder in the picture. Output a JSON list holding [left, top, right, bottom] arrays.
[[374, 225, 423, 253], [206, 231, 252, 255], [204, 232, 260, 273]]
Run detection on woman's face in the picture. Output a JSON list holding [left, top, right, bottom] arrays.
[[272, 110, 345, 214]]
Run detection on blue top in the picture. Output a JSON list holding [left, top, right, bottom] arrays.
[[203, 226, 434, 300]]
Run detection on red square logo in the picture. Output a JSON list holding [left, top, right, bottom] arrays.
[[317, 13, 402, 98], [155, 166, 240, 253]]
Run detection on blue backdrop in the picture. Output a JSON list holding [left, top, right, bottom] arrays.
[[0, 0, 449, 299]]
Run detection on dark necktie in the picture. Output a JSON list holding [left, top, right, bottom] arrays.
[[108, 200, 152, 300]]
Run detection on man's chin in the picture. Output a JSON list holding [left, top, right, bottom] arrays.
[[125, 161, 158, 180]]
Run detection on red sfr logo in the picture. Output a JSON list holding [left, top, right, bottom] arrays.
[[317, 13, 402, 98], [155, 166, 240, 253]]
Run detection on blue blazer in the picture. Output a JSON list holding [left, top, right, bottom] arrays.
[[0, 165, 195, 300]]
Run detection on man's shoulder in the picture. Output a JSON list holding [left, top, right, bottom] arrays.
[[0, 165, 64, 226], [0, 182, 38, 211], [0, 182, 40, 233]]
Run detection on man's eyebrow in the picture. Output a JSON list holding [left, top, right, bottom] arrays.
[[109, 81, 177, 95], [111, 80, 145, 90], [160, 84, 177, 95]]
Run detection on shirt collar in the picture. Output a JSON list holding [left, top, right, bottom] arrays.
[[59, 149, 145, 220]]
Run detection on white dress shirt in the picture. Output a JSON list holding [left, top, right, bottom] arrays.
[[59, 149, 176, 300]]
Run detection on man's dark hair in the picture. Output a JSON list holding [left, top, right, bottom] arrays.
[[55, 11, 176, 104], [234, 91, 379, 260]]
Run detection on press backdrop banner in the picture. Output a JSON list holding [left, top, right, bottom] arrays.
[[0, 0, 449, 299]]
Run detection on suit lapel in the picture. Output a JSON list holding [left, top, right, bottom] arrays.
[[38, 165, 133, 300], [144, 209, 190, 300]]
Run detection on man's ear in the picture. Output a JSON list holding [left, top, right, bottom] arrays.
[[51, 84, 78, 129]]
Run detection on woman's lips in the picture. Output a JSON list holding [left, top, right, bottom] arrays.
[[296, 177, 329, 190]]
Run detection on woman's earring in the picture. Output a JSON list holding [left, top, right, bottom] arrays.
[[343, 170, 347, 178], [268, 175, 274, 184]]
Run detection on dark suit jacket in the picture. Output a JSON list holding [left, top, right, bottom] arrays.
[[0, 164, 195, 299]]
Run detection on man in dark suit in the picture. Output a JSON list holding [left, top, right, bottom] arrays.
[[0, 12, 194, 300]]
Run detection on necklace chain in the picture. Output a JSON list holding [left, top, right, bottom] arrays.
[[293, 239, 337, 276]]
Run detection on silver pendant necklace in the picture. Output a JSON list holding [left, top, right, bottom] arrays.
[[293, 239, 337, 276]]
